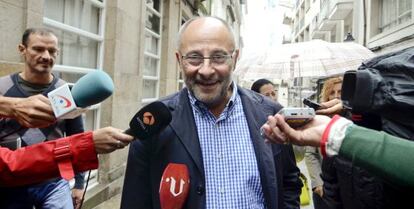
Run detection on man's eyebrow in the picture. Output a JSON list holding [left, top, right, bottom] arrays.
[[210, 49, 230, 55], [184, 51, 202, 56], [184, 49, 230, 56]]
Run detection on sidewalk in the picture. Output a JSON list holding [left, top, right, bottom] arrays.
[[92, 193, 122, 209]]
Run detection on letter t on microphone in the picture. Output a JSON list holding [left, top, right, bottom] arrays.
[[159, 163, 190, 209]]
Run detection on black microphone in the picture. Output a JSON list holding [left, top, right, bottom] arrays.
[[125, 101, 172, 139]]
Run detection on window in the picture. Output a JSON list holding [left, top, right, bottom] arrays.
[[44, 0, 105, 188], [143, 0, 162, 103], [311, 15, 318, 32], [44, 0, 104, 70], [379, 0, 412, 32], [177, 15, 188, 91], [305, 0, 310, 12], [200, 0, 211, 14]]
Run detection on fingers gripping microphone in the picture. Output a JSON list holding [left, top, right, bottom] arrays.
[[125, 101, 172, 139], [159, 163, 190, 209], [48, 70, 114, 119]]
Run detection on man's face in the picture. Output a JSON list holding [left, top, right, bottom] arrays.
[[19, 33, 58, 75], [176, 19, 238, 107]]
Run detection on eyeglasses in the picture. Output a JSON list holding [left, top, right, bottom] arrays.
[[181, 51, 234, 68]]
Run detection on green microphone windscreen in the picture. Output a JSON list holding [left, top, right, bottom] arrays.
[[71, 70, 114, 108]]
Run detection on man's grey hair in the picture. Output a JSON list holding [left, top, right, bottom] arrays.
[[176, 16, 236, 50]]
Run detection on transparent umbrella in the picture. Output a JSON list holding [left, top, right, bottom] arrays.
[[235, 40, 375, 81]]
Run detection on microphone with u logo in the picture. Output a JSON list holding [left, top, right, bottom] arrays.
[[159, 163, 190, 209]]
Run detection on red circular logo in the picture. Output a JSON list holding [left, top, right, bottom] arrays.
[[143, 112, 155, 125]]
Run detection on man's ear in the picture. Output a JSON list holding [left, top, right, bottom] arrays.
[[232, 49, 240, 68], [175, 51, 181, 64], [233, 49, 240, 60], [18, 44, 26, 55]]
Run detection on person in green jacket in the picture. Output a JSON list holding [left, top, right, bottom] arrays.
[[261, 114, 414, 188]]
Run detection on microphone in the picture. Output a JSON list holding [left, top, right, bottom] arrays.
[[159, 163, 190, 209], [70, 70, 114, 108], [124, 101, 172, 139], [48, 70, 114, 119]]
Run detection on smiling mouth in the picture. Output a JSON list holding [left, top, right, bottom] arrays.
[[198, 81, 219, 87], [202, 82, 216, 85], [197, 78, 219, 84], [195, 81, 219, 92]]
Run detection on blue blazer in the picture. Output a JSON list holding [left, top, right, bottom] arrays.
[[121, 86, 302, 209]]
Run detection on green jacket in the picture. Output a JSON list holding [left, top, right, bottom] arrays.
[[340, 125, 414, 187]]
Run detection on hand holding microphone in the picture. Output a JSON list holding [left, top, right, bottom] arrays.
[[92, 127, 134, 154], [1, 94, 55, 128], [96, 101, 171, 151], [1, 70, 114, 129], [261, 114, 331, 146], [124, 101, 172, 140]]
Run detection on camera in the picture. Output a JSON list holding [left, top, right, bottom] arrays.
[[341, 47, 414, 140]]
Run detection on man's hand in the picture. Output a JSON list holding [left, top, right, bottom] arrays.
[[261, 114, 331, 147], [72, 188, 84, 209], [1, 94, 56, 128], [92, 127, 134, 154], [315, 98, 343, 116]]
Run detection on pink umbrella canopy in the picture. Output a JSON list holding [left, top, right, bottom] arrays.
[[235, 40, 375, 81]]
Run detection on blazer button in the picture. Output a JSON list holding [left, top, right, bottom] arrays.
[[196, 185, 204, 195]]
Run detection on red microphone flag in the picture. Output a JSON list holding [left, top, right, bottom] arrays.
[[159, 163, 190, 209]]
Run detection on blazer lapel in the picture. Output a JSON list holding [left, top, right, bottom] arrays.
[[167, 90, 205, 177], [238, 87, 279, 209]]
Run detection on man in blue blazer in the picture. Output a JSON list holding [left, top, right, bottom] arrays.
[[121, 16, 301, 209]]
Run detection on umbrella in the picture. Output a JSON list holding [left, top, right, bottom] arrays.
[[235, 40, 375, 81]]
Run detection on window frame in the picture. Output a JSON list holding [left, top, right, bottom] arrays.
[[43, 0, 106, 189], [142, 0, 163, 104], [379, 0, 412, 33]]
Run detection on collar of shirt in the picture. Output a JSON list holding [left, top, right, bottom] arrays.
[[187, 82, 237, 121]]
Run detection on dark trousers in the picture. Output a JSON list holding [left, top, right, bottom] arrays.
[[313, 192, 330, 209]]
